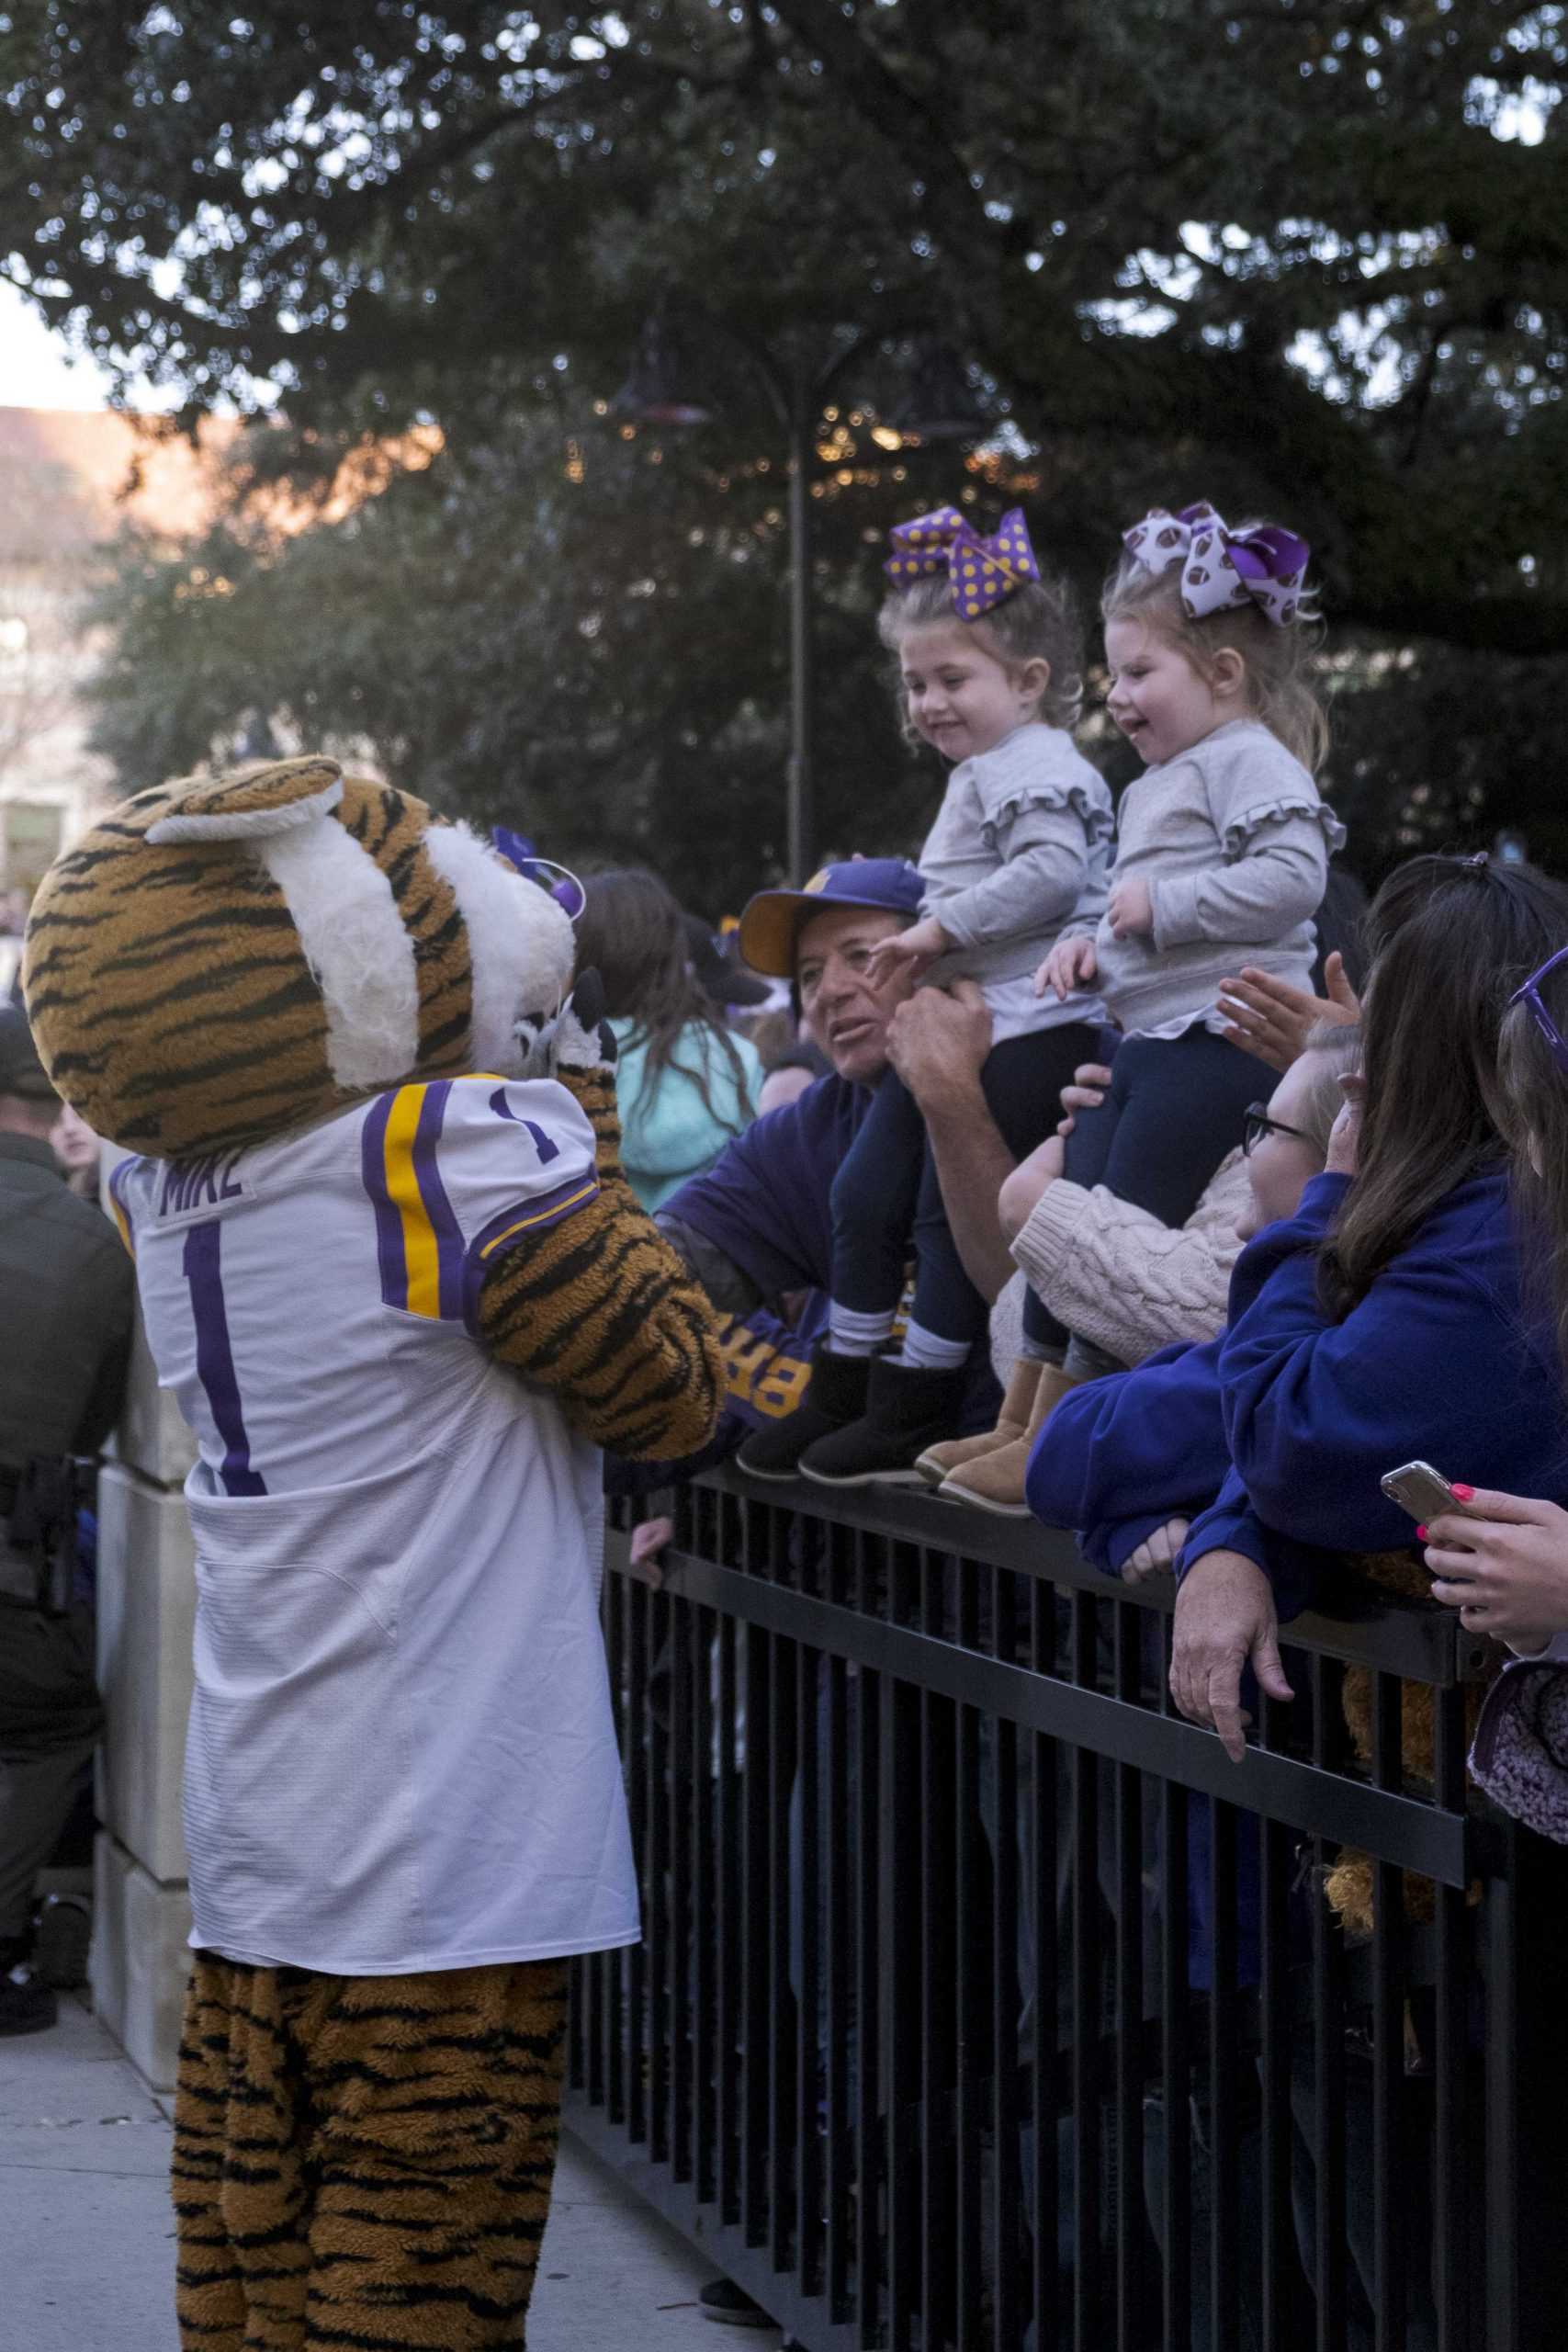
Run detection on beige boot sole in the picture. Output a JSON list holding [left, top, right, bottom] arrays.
[[914, 1425, 1015, 1487], [914, 1359, 1045, 1487], [939, 1365, 1087, 1514]]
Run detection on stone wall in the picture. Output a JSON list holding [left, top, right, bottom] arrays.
[[90, 1300, 197, 2091]]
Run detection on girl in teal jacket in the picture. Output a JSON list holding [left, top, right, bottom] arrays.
[[576, 868, 761, 1213]]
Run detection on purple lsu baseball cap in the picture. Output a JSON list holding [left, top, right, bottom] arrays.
[[738, 859, 924, 979]]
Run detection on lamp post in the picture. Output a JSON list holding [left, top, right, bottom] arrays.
[[610, 312, 987, 883]]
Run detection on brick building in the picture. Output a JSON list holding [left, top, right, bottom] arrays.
[[0, 404, 222, 910]]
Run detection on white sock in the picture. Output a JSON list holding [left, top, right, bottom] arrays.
[[900, 1320, 972, 1373], [828, 1304, 897, 1358]]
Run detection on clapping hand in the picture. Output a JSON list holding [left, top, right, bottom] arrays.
[[1217, 952, 1360, 1073]]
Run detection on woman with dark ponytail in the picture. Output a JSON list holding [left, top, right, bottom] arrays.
[[1420, 925, 1568, 1664], [1171, 853, 1568, 1751]]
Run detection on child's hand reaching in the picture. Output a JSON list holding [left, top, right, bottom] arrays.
[[1108, 877, 1154, 940], [862, 915, 950, 987], [1035, 937, 1098, 1001]]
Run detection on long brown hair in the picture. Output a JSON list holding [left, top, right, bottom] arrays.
[[1317, 855, 1568, 1321], [574, 867, 751, 1130], [1497, 951, 1568, 1368]]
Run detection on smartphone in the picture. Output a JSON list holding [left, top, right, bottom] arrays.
[[1381, 1460, 1459, 1524]]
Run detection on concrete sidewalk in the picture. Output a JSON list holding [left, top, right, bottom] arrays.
[[1, 1993, 782, 2351]]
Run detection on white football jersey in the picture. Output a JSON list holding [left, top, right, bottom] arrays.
[[109, 1074, 639, 1975]]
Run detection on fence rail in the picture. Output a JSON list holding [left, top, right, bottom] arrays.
[[566, 1467, 1568, 2351]]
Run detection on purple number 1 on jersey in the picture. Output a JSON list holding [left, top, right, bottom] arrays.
[[182, 1221, 266, 1496]]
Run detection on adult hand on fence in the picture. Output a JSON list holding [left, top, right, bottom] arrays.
[[1170, 1548, 1294, 1762], [628, 1515, 674, 1589], [1122, 1517, 1190, 1584], [1424, 1487, 1568, 1655], [1215, 952, 1359, 1072]]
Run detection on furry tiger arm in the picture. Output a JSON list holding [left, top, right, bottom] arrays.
[[474, 1059, 725, 1461]]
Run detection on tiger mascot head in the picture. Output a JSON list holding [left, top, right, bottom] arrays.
[[22, 754, 576, 1159]]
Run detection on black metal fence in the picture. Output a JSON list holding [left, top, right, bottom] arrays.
[[566, 1467, 1568, 2351]]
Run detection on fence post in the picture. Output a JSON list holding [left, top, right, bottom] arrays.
[[1488, 1815, 1568, 2350]]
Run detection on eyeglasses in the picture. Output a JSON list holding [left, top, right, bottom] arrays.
[[1242, 1102, 1313, 1158], [1509, 944, 1568, 1077]]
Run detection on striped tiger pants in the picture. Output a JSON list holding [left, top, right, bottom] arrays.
[[172, 1951, 570, 2350]]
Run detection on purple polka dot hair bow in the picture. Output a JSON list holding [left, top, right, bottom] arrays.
[[884, 503, 1040, 621], [1122, 502, 1311, 628]]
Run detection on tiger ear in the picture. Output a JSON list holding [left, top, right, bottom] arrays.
[[145, 755, 344, 845]]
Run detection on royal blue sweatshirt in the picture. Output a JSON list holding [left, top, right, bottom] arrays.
[[1028, 1165, 1568, 1611], [1185, 1166, 1568, 1578], [1025, 1335, 1229, 1572]]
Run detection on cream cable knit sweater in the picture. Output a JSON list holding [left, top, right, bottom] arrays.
[[1008, 1148, 1249, 1365]]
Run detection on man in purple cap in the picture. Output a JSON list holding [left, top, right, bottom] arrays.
[[655, 858, 1028, 1466], [647, 860, 1032, 2334]]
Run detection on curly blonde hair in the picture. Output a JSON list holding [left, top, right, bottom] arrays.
[[1102, 530, 1329, 775], [878, 567, 1085, 742]]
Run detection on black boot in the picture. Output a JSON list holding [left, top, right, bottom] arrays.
[[0, 1936, 57, 2038], [799, 1358, 970, 1487], [735, 1345, 871, 1480]]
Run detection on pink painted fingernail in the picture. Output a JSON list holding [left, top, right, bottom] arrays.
[[1451, 1483, 1474, 1502], [1416, 1526, 1427, 1543]]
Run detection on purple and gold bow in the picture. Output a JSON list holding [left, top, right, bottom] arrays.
[[1122, 503, 1310, 628], [885, 503, 1040, 621]]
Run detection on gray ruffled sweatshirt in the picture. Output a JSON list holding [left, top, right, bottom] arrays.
[[1060, 718, 1345, 1036], [919, 721, 1114, 994]]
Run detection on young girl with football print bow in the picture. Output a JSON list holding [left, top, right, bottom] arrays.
[[1017, 503, 1343, 1481], [738, 503, 1116, 1491]]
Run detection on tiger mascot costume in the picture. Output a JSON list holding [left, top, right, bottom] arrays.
[[23, 754, 723, 2351]]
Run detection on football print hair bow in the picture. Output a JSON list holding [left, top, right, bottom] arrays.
[[1122, 503, 1310, 628], [885, 503, 1040, 621]]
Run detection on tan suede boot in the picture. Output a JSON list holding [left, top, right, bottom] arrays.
[[914, 1357, 1044, 1487], [939, 1363, 1086, 1516]]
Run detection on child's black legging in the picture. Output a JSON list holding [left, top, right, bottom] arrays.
[[829, 1023, 1102, 1351], [1031, 1023, 1273, 1356]]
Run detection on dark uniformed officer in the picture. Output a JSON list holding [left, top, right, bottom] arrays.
[[0, 1004, 134, 2035]]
